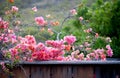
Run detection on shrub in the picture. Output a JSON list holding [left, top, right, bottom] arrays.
[[73, 0, 120, 57]]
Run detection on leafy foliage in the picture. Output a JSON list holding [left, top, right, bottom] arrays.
[[72, 0, 120, 57]]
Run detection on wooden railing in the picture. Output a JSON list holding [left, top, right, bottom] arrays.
[[0, 60, 120, 78]]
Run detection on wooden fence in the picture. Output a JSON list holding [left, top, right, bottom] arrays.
[[0, 61, 120, 78]]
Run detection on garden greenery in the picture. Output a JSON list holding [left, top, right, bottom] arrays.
[[72, 0, 120, 57]]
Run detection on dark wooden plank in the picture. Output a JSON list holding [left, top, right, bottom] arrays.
[[51, 65, 72, 78], [72, 66, 93, 78], [12, 66, 30, 78], [31, 65, 50, 78], [0, 72, 9, 78]]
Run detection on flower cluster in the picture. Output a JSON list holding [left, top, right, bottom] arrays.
[[4, 35, 76, 61], [0, 17, 9, 29], [35, 16, 46, 26], [0, 18, 17, 45]]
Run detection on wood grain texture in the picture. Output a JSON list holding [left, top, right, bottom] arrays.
[[12, 66, 30, 78], [51, 65, 72, 78], [72, 66, 93, 78], [0, 62, 120, 78], [31, 65, 50, 78], [0, 72, 9, 78]]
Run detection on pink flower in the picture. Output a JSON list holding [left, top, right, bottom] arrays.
[[107, 49, 113, 57], [0, 62, 5, 69], [84, 28, 92, 33], [95, 33, 99, 38], [106, 45, 111, 49], [84, 42, 90, 47], [85, 48, 91, 51], [100, 53, 106, 61], [54, 56, 64, 61], [89, 53, 96, 58], [32, 53, 38, 59], [64, 35, 76, 44], [95, 53, 99, 60], [23, 57, 27, 61], [49, 48, 64, 58], [79, 17, 83, 21], [46, 40, 64, 49], [33, 51, 50, 61], [70, 9, 77, 15], [25, 35, 36, 45], [36, 42, 45, 51], [78, 53, 84, 60], [32, 6, 37, 12], [85, 54, 91, 61], [106, 45, 113, 57], [9, 48, 18, 56], [11, 6, 19, 12], [28, 45, 36, 52], [35, 16, 46, 26], [0, 18, 9, 29]]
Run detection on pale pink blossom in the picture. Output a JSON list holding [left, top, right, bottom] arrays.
[[79, 45, 83, 48], [95, 53, 99, 60], [70, 9, 77, 15], [106, 45, 113, 57], [78, 53, 84, 60], [11, 6, 19, 12], [106, 45, 111, 49], [27, 58, 33, 62], [95, 33, 99, 38], [85, 54, 91, 61], [84, 28, 92, 33], [32, 6, 37, 12], [0, 62, 5, 70], [46, 14, 51, 18], [79, 16, 83, 21], [23, 57, 27, 61], [85, 48, 91, 51], [35, 16, 46, 26], [84, 42, 90, 47]]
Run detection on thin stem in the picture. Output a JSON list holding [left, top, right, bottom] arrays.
[[20, 65, 29, 78]]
